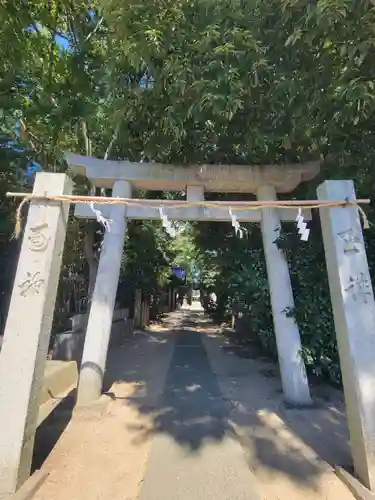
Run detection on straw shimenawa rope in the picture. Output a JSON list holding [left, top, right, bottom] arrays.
[[6, 192, 371, 239]]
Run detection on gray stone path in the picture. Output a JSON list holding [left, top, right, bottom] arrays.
[[139, 310, 260, 500]]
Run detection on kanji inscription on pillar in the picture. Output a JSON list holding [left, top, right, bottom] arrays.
[[344, 272, 372, 304], [337, 228, 361, 254], [318, 180, 375, 491], [18, 271, 45, 297], [28, 223, 49, 252]]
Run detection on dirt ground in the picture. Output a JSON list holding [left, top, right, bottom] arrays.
[[28, 308, 354, 500], [201, 321, 353, 500], [30, 315, 176, 500]]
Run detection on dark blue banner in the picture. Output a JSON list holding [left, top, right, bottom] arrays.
[[172, 267, 186, 280]]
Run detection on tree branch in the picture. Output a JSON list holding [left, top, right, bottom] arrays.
[[19, 118, 42, 152], [65, 6, 78, 47], [104, 122, 120, 160], [81, 119, 92, 156], [85, 16, 104, 42]]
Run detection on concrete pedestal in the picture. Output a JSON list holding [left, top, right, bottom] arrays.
[[318, 180, 375, 491], [0, 173, 72, 495], [77, 180, 131, 405], [257, 185, 311, 406]]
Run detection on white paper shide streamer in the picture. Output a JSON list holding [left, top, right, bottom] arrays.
[[159, 207, 177, 238], [89, 203, 112, 231], [229, 208, 246, 238], [295, 208, 310, 241]]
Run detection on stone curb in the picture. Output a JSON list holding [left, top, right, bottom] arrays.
[[335, 466, 375, 500], [0, 470, 49, 500]]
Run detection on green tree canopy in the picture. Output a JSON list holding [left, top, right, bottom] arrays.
[[1, 0, 375, 384]]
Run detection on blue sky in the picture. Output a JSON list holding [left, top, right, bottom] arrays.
[[55, 34, 70, 50], [27, 25, 70, 51]]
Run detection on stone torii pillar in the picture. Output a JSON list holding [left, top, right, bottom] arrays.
[[318, 180, 375, 493], [77, 180, 131, 405], [0, 173, 72, 495], [257, 185, 312, 406]]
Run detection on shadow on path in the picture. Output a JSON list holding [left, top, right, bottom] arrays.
[[105, 309, 235, 452], [103, 308, 351, 493], [149, 327, 233, 451], [32, 391, 75, 472]]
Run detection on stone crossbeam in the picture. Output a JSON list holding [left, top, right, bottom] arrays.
[[66, 152, 320, 193]]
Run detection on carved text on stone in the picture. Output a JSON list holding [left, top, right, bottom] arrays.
[[337, 228, 361, 254], [18, 272, 45, 297], [28, 223, 49, 252], [344, 272, 372, 304]]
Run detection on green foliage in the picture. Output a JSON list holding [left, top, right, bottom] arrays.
[[2, 0, 375, 386], [123, 220, 172, 294], [168, 224, 199, 281], [0, 140, 26, 328], [147, 0, 375, 386]]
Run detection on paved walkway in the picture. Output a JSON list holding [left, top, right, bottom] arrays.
[[29, 307, 354, 500], [139, 319, 259, 500]]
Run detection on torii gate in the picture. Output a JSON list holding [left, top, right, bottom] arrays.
[[67, 153, 319, 408], [1, 156, 375, 498]]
